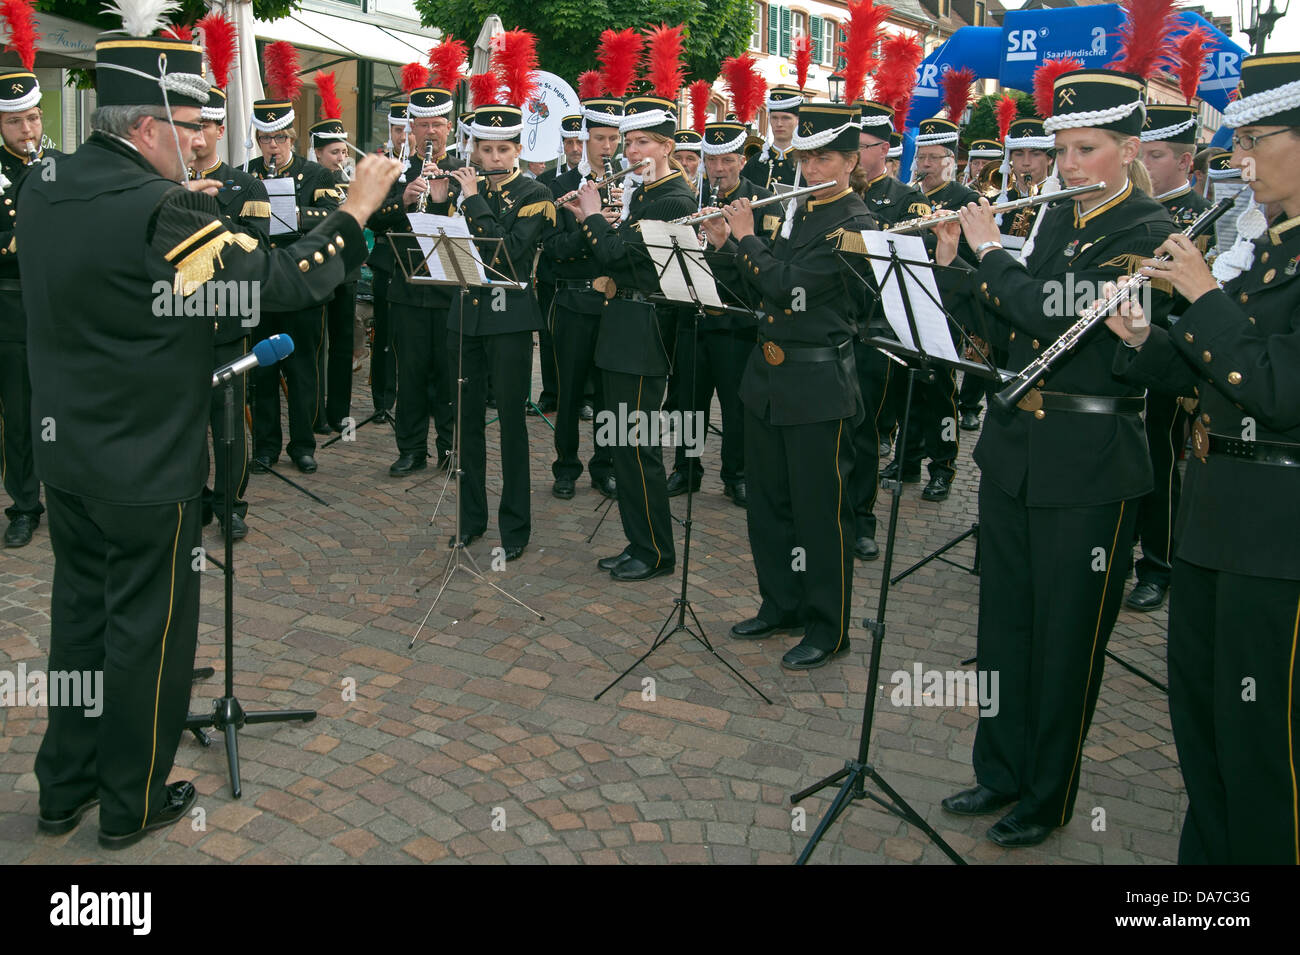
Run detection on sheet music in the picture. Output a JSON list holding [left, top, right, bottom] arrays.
[[264, 178, 297, 236], [860, 231, 960, 363], [638, 220, 724, 308], [406, 213, 489, 285]]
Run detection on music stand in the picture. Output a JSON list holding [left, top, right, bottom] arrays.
[[388, 225, 545, 648], [593, 225, 770, 705], [789, 234, 999, 864], [186, 372, 316, 798]]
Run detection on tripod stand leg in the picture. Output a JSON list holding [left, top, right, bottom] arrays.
[[593, 603, 679, 700], [864, 766, 966, 865], [586, 494, 615, 544], [795, 769, 860, 865], [224, 724, 242, 799]]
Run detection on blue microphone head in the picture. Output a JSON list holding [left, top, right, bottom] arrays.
[[253, 333, 295, 366]]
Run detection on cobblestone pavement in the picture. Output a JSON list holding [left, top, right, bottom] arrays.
[[0, 365, 1182, 864]]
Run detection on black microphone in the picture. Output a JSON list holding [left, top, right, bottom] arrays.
[[212, 333, 294, 388]]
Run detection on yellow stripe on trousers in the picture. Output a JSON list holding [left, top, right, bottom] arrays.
[[634, 376, 661, 566], [1062, 500, 1126, 826], [832, 419, 847, 653], [1288, 594, 1300, 863], [143, 502, 184, 827]]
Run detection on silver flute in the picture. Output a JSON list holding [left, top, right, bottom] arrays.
[[671, 182, 829, 225], [885, 181, 1106, 234]]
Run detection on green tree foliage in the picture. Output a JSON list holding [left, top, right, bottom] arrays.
[[411, 0, 755, 86], [964, 89, 1037, 147]]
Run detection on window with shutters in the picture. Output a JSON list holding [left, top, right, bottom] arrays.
[[751, 2, 765, 51], [974, 0, 986, 26], [938, 0, 950, 18], [810, 14, 823, 62], [823, 20, 836, 65], [836, 25, 847, 71], [780, 6, 792, 57]]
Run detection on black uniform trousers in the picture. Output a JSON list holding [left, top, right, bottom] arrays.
[[898, 367, 959, 480], [35, 488, 201, 834], [392, 301, 454, 461], [958, 369, 985, 414], [454, 329, 532, 547], [550, 291, 612, 483], [252, 305, 323, 461], [204, 337, 250, 521], [1133, 392, 1184, 588], [850, 343, 893, 540], [671, 320, 749, 485], [1168, 558, 1300, 864], [0, 339, 41, 519], [536, 280, 558, 406], [972, 475, 1139, 827], [603, 369, 675, 569], [316, 281, 355, 430], [369, 267, 397, 413], [746, 407, 856, 653]]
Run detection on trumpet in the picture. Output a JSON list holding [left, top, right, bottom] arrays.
[[555, 157, 652, 207], [992, 196, 1234, 412], [671, 182, 830, 225], [885, 181, 1106, 233]]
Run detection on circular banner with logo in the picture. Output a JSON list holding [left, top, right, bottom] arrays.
[[520, 71, 579, 163]]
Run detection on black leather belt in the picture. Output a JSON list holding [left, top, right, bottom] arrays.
[[556, 279, 595, 291], [0, 279, 21, 291], [1208, 434, 1300, 468], [1037, 392, 1145, 415], [759, 338, 852, 366]]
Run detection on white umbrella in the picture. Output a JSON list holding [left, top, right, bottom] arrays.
[[207, 0, 263, 169], [469, 14, 504, 107]]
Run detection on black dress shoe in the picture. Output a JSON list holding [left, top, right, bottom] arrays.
[[880, 460, 921, 483], [730, 616, 804, 640], [592, 475, 617, 499], [611, 557, 673, 581], [312, 423, 333, 435], [504, 545, 525, 562], [390, 453, 428, 477], [959, 410, 981, 431], [538, 399, 557, 414], [99, 781, 196, 850], [921, 474, 953, 502], [580, 402, 594, 421], [219, 513, 249, 541], [597, 551, 633, 572], [449, 532, 482, 549], [781, 640, 850, 670], [854, 536, 879, 561], [941, 784, 1018, 816], [251, 454, 274, 472], [4, 513, 39, 548], [878, 439, 893, 458], [723, 481, 747, 507], [38, 793, 99, 835], [665, 470, 701, 497], [987, 810, 1056, 848], [552, 477, 575, 499], [1125, 581, 1167, 612], [292, 454, 318, 474]]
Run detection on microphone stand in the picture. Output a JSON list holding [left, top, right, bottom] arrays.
[[187, 373, 317, 798]]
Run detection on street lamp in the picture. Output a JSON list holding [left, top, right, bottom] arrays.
[[1237, 0, 1291, 53], [828, 73, 844, 104]]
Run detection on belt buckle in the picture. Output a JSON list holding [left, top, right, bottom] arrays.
[[1191, 418, 1209, 463], [1016, 388, 1043, 414], [763, 341, 785, 366]]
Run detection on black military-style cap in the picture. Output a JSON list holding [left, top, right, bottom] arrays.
[[702, 120, 747, 155], [766, 84, 803, 115], [469, 103, 524, 142], [1207, 152, 1240, 180], [968, 137, 1002, 158], [621, 95, 676, 138], [1142, 103, 1198, 144], [888, 130, 904, 159], [408, 87, 454, 118], [311, 118, 347, 145], [1043, 69, 1146, 137], [855, 100, 894, 142], [582, 97, 624, 130], [0, 71, 40, 113], [1224, 51, 1300, 128], [792, 101, 862, 153], [1006, 117, 1053, 150], [388, 101, 409, 124], [201, 86, 226, 123], [674, 128, 702, 151], [251, 99, 294, 133], [560, 114, 583, 138], [95, 36, 209, 109], [917, 117, 959, 147]]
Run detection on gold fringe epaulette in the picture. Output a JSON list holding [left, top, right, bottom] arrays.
[[167, 228, 259, 296], [829, 227, 868, 256], [240, 200, 272, 219], [516, 200, 556, 225]]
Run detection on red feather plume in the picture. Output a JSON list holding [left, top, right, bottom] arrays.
[[264, 40, 302, 102], [1108, 0, 1180, 81], [1033, 57, 1082, 118], [721, 53, 765, 126], [839, 0, 892, 106], [1171, 24, 1211, 104], [793, 33, 812, 91], [873, 32, 925, 132], [578, 70, 605, 100], [597, 28, 644, 99], [197, 13, 237, 91], [1, 0, 40, 72], [315, 71, 342, 120], [400, 61, 428, 94], [469, 70, 500, 108], [428, 35, 467, 91], [996, 92, 1019, 141], [688, 78, 711, 134], [161, 23, 191, 40], [942, 66, 975, 122], [494, 28, 538, 108], [644, 23, 686, 101]]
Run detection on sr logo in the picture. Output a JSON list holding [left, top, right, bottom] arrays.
[[1006, 29, 1038, 61]]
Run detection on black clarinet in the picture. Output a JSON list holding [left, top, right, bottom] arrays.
[[602, 156, 617, 209], [417, 140, 435, 213], [993, 196, 1235, 412]]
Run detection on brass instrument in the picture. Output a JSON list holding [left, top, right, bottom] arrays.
[[884, 181, 1106, 234], [671, 182, 830, 225], [555, 157, 651, 207], [417, 140, 435, 213], [993, 197, 1234, 412], [1008, 173, 1039, 237], [974, 162, 1004, 198]]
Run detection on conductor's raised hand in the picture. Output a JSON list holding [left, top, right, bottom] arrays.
[[184, 177, 222, 197], [340, 154, 404, 225], [722, 198, 753, 241]]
